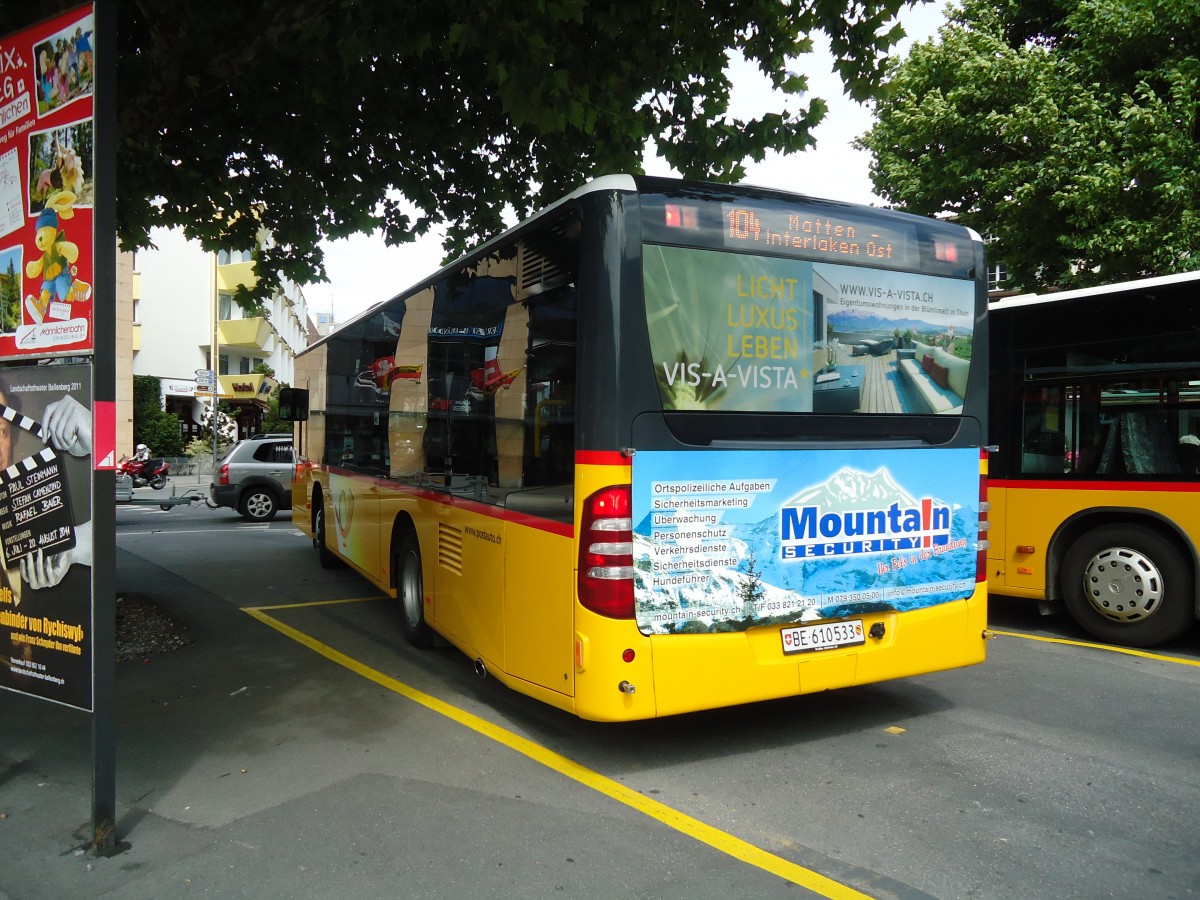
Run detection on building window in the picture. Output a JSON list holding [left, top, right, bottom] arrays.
[[219, 292, 234, 321], [217, 249, 253, 265], [987, 264, 1008, 292]]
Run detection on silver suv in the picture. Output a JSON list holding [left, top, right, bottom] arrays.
[[209, 434, 295, 521]]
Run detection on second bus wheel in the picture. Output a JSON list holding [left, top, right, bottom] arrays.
[[1061, 523, 1193, 647], [313, 500, 340, 569], [397, 532, 434, 648]]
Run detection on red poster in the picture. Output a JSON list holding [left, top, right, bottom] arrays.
[[0, 5, 95, 360]]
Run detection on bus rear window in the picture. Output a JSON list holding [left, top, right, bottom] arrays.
[[642, 245, 977, 415]]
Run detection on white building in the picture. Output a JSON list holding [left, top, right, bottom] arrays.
[[134, 227, 311, 443]]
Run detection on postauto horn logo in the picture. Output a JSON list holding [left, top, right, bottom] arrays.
[[778, 466, 952, 560]]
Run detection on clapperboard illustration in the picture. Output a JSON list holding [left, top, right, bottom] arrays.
[[0, 403, 75, 568]]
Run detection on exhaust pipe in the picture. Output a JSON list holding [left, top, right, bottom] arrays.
[[473, 658, 487, 679]]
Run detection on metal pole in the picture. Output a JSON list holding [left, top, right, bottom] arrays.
[[211, 253, 219, 470], [91, 0, 118, 852]]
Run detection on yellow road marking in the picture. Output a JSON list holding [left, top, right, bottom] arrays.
[[244, 601, 872, 900], [990, 629, 1200, 668]]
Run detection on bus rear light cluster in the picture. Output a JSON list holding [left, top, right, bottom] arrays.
[[664, 203, 699, 229], [578, 485, 635, 619]]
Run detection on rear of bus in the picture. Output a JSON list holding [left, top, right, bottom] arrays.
[[571, 177, 989, 719]]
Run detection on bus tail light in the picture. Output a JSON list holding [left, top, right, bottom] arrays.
[[934, 239, 959, 262], [578, 485, 635, 619], [664, 203, 699, 229]]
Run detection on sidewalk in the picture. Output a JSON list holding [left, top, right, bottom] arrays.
[[5, 496, 771, 900], [1, 540, 539, 900]]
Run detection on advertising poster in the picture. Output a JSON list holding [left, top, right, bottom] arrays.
[[631, 447, 979, 635], [0, 6, 95, 360], [0, 363, 94, 709], [643, 246, 975, 414]]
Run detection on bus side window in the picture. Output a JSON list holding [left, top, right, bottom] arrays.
[[1020, 387, 1065, 474], [522, 296, 576, 489]]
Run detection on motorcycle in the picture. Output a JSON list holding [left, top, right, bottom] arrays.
[[118, 455, 170, 490]]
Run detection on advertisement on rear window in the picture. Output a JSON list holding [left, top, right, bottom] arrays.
[[643, 246, 975, 414], [631, 447, 979, 635], [0, 5, 96, 360]]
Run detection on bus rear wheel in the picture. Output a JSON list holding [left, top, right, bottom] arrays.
[[1062, 524, 1193, 647], [397, 532, 434, 648], [314, 501, 340, 569]]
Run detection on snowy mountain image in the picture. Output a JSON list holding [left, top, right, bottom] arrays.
[[633, 464, 977, 636], [827, 308, 974, 336], [785, 465, 914, 510]]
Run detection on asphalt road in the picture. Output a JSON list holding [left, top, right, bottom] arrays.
[[107, 497, 1200, 899]]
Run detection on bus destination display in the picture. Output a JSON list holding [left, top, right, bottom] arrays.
[[721, 203, 916, 268]]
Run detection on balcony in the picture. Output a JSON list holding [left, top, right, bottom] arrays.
[[218, 316, 272, 350], [216, 260, 256, 294], [217, 373, 277, 403]]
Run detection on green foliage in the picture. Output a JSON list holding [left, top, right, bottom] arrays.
[[86, 0, 914, 300], [131, 374, 185, 456], [143, 413, 185, 458], [858, 0, 1200, 291], [738, 550, 766, 608], [132, 374, 161, 413], [0, 259, 19, 333], [185, 435, 232, 459], [258, 382, 291, 436]]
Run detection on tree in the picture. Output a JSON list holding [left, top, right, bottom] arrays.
[[132, 375, 184, 457], [259, 383, 291, 436], [3, 1, 917, 303], [738, 549, 766, 617], [857, 0, 1200, 292], [0, 259, 19, 333]]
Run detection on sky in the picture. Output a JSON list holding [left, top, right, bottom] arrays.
[[303, 2, 951, 327]]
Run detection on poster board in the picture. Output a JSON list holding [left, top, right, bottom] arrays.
[[0, 4, 96, 360]]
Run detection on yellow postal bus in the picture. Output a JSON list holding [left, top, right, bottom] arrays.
[[285, 175, 990, 720], [988, 272, 1200, 646]]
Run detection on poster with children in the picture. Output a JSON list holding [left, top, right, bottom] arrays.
[[0, 5, 95, 360]]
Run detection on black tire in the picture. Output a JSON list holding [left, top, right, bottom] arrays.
[[1062, 523, 1193, 647], [397, 531, 434, 648], [314, 501, 340, 569], [151, 475, 167, 490], [238, 486, 278, 522]]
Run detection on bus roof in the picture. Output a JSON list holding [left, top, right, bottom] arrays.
[[990, 269, 1200, 312], [306, 174, 979, 352], [303, 175, 639, 352]]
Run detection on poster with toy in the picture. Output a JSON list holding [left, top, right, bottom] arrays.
[[0, 5, 95, 360]]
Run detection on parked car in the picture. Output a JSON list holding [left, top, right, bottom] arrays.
[[209, 434, 295, 521]]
